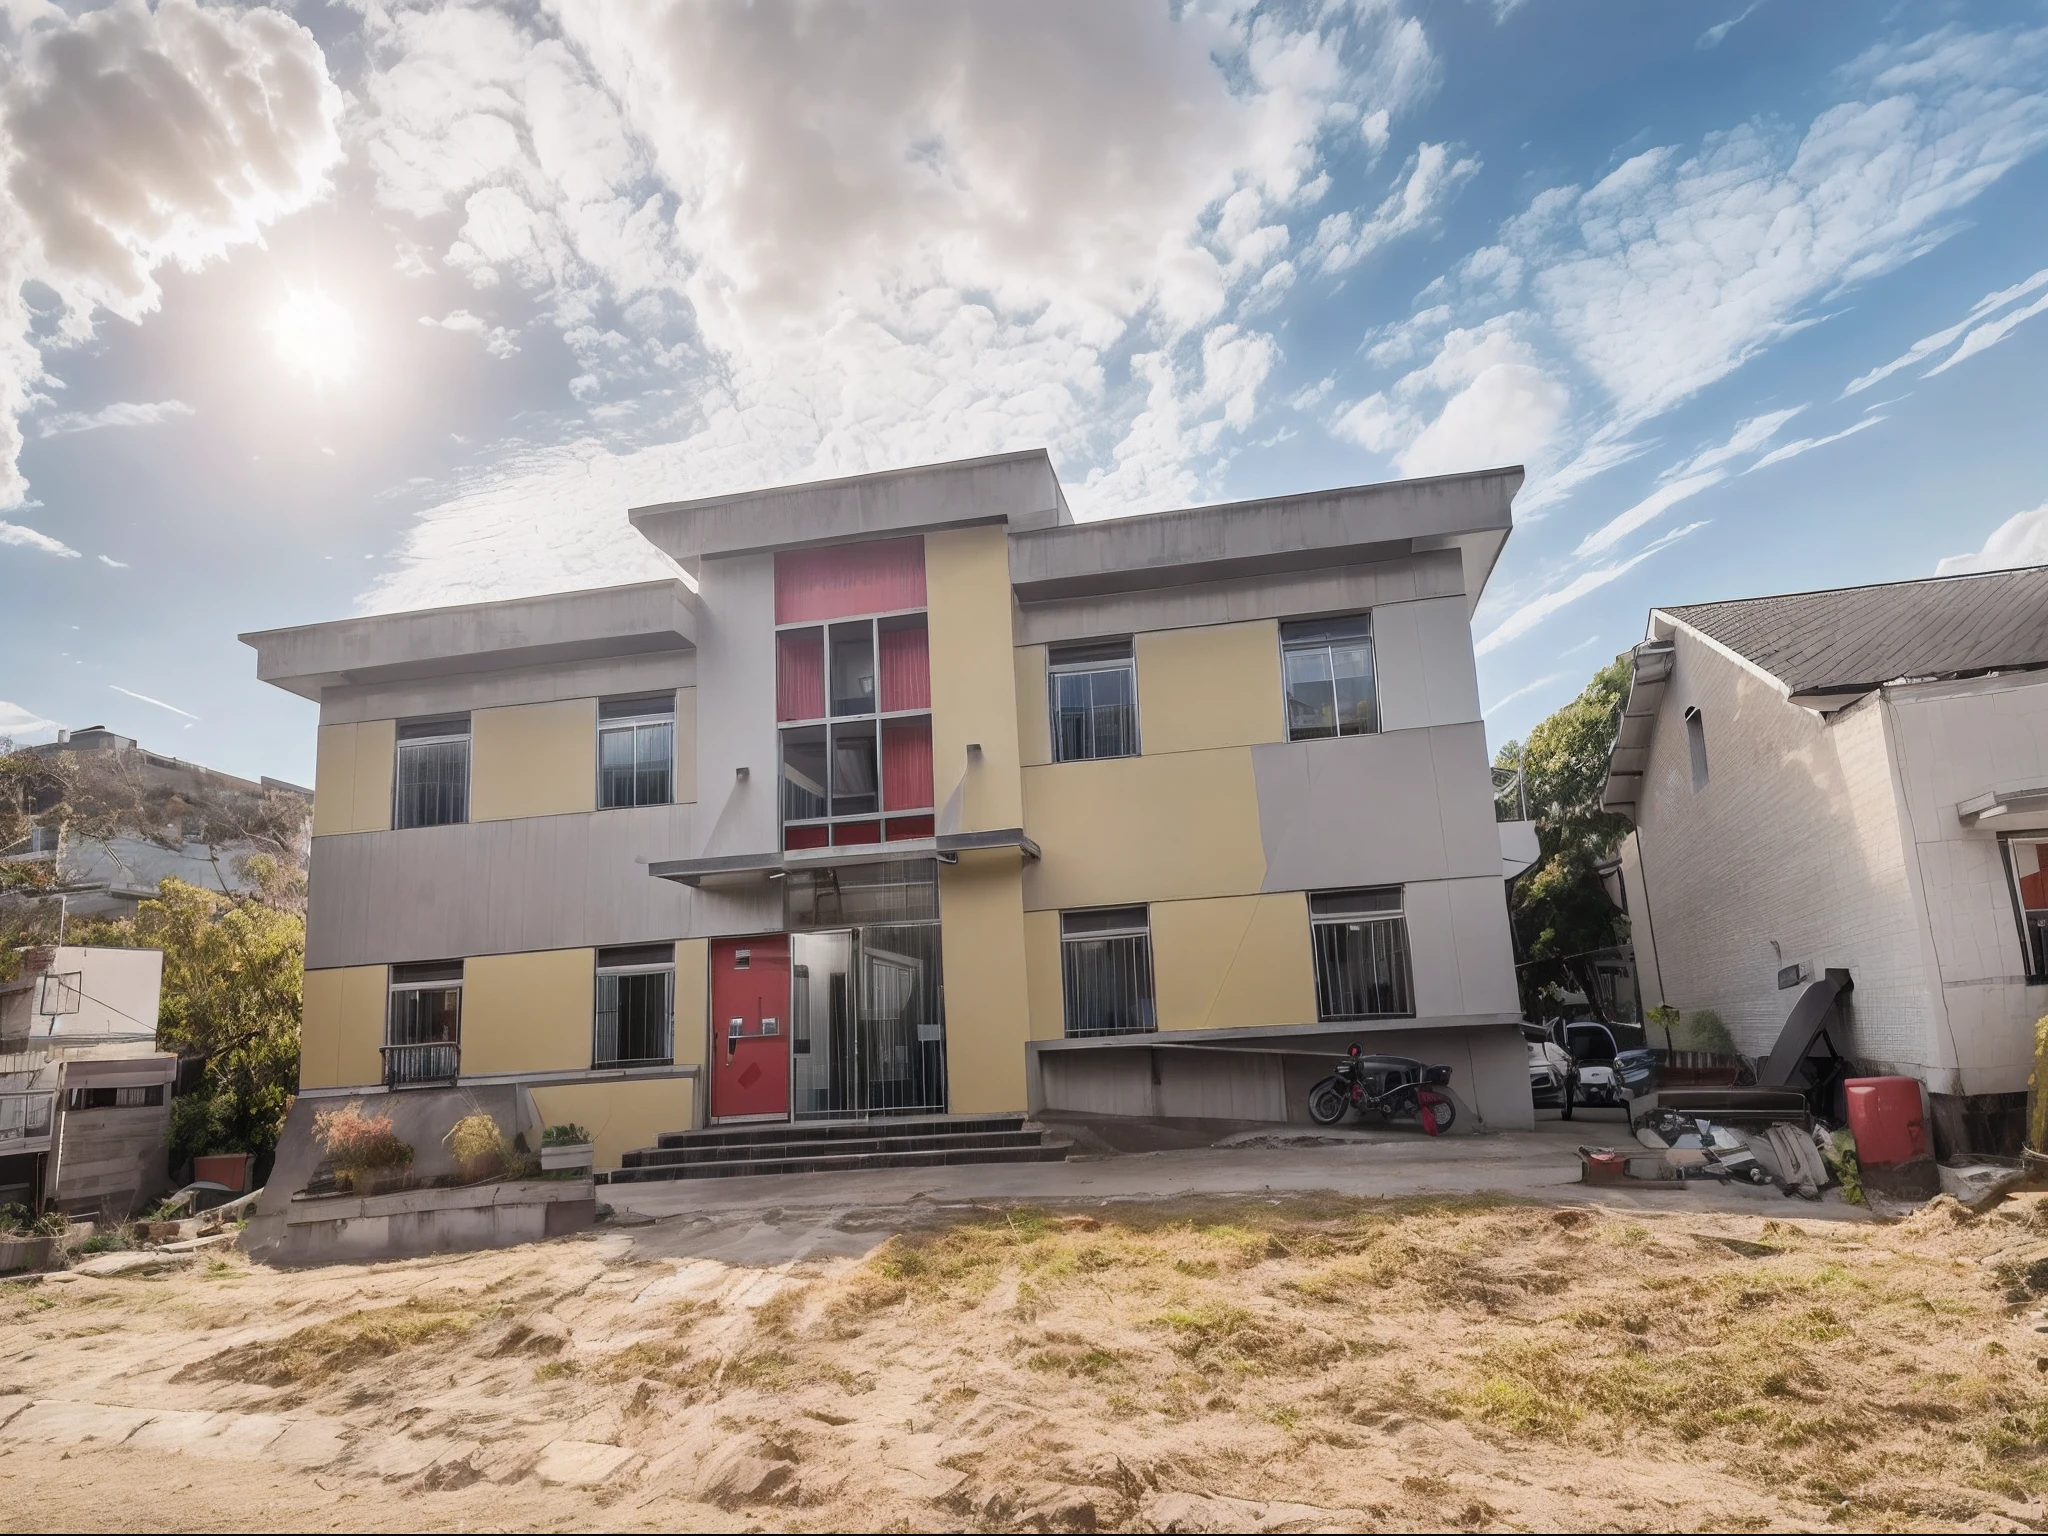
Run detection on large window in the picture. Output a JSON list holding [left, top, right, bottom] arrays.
[[1282, 615, 1377, 742], [2004, 839, 2048, 981], [385, 960, 462, 1085], [599, 695, 674, 808], [1310, 888, 1414, 1020], [778, 611, 934, 848], [594, 944, 674, 1067], [394, 716, 470, 828], [1049, 639, 1138, 763], [1060, 906, 1157, 1037]]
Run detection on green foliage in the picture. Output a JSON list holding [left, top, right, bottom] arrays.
[[1679, 1008, 1736, 1054], [1494, 655, 1634, 1015], [542, 1123, 592, 1147], [0, 1204, 66, 1238]]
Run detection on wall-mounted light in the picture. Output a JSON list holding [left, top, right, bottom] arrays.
[[735, 765, 750, 779], [965, 743, 983, 757]]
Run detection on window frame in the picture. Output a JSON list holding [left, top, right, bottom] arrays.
[[593, 945, 676, 1068], [384, 960, 464, 1085], [1280, 615, 1379, 743], [392, 716, 472, 829], [2000, 835, 2048, 985], [1058, 904, 1158, 1038], [1047, 639, 1140, 764], [776, 608, 935, 846], [597, 696, 676, 810], [1308, 886, 1415, 1022]]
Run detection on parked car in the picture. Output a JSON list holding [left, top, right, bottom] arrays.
[[1561, 1020, 1658, 1106], [1524, 1023, 1578, 1118]]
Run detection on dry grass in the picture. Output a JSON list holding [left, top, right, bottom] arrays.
[[9, 1192, 2048, 1531]]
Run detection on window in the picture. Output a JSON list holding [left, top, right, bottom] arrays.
[[2005, 839, 2048, 981], [1282, 615, 1377, 741], [1060, 906, 1156, 1037], [1684, 706, 1709, 791], [599, 695, 674, 808], [1048, 640, 1138, 763], [1310, 888, 1414, 1020], [394, 716, 470, 828], [777, 611, 933, 848], [595, 944, 674, 1067], [386, 960, 462, 1085], [66, 1084, 163, 1110]]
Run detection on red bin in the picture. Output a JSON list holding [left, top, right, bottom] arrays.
[[1843, 1077, 1929, 1167]]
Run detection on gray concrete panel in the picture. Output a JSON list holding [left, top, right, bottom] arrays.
[[1373, 596, 1482, 730], [243, 580, 696, 702], [631, 450, 1069, 564], [1014, 549, 1464, 648], [693, 552, 781, 861], [319, 653, 695, 727], [1252, 721, 1500, 892]]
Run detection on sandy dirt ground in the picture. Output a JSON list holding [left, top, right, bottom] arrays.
[[6, 1189, 2048, 1533]]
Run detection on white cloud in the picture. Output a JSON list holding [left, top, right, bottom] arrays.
[[0, 699, 61, 743], [1333, 316, 1568, 480], [1746, 413, 1884, 472], [1937, 502, 2048, 576], [1483, 670, 1569, 717], [1842, 266, 2048, 395], [97, 554, 128, 568], [359, 0, 1445, 607], [0, 0, 344, 507], [1698, 2, 1766, 51], [1308, 141, 1479, 275], [1923, 289, 2048, 378], [1475, 521, 1707, 657], [36, 399, 194, 437], [0, 518, 78, 557], [420, 311, 520, 359], [108, 683, 197, 720], [1573, 472, 1725, 560]]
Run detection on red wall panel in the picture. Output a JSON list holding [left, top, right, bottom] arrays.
[[879, 620, 931, 712], [777, 628, 825, 722], [882, 716, 934, 812], [775, 537, 926, 624]]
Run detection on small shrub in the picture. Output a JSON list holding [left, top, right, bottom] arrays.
[[445, 1112, 510, 1182], [312, 1102, 414, 1192], [1682, 1008, 1737, 1054], [542, 1123, 592, 1147], [0, 1205, 65, 1239]]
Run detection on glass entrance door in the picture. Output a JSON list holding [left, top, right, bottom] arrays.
[[791, 924, 946, 1119]]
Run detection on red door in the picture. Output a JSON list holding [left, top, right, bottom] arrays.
[[710, 936, 791, 1119]]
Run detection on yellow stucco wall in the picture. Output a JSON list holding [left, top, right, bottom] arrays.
[[299, 965, 387, 1089], [530, 1078, 695, 1171], [471, 699, 598, 821], [674, 687, 700, 804], [1136, 621, 1284, 755], [1151, 893, 1317, 1032], [673, 938, 708, 1074], [1022, 908, 1064, 1041], [311, 720, 395, 836], [1021, 748, 1267, 911], [939, 853, 1033, 1112], [926, 526, 1024, 830], [460, 948, 595, 1075], [1014, 646, 1051, 768]]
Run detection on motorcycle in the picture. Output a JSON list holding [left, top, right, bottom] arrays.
[[1308, 1043, 1457, 1134]]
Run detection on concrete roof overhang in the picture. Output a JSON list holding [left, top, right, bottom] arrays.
[[239, 579, 696, 702], [1600, 638, 1677, 821], [1007, 465, 1521, 615]]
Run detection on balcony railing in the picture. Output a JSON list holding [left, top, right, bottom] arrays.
[[381, 1042, 459, 1087], [0, 1090, 55, 1145]]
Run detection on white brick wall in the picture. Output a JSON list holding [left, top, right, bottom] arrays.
[[1632, 625, 1937, 1073]]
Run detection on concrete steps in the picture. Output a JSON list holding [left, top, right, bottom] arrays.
[[599, 1113, 1066, 1184]]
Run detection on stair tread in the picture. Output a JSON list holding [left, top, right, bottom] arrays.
[[600, 1142, 1067, 1185], [654, 1114, 1027, 1150], [625, 1128, 1045, 1168]]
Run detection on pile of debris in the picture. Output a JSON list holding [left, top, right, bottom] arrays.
[[1622, 1103, 1836, 1198]]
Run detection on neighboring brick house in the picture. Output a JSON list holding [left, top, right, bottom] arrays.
[[1601, 566, 2048, 1154]]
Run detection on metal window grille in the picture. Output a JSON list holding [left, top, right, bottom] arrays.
[[1310, 888, 1413, 1020], [394, 725, 470, 828], [1060, 906, 1156, 1037], [1048, 642, 1138, 763], [595, 964, 673, 1067], [1281, 616, 1377, 742], [599, 715, 673, 808], [385, 962, 462, 1085]]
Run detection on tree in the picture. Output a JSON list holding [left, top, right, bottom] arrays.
[[1494, 654, 1634, 1018]]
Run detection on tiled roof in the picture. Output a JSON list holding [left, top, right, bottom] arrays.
[[1662, 564, 2048, 699]]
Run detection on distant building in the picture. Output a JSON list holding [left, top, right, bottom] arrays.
[[1602, 566, 2048, 1155], [0, 944, 176, 1217], [1, 726, 311, 918]]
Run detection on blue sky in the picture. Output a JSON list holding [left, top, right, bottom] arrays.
[[2, 0, 2045, 786]]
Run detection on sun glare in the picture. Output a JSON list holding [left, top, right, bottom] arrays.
[[271, 289, 360, 386]]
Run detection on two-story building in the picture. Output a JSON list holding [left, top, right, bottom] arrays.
[[244, 451, 1531, 1174]]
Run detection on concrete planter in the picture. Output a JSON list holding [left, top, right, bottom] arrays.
[[278, 1176, 595, 1265], [0, 1236, 56, 1273], [540, 1142, 595, 1172]]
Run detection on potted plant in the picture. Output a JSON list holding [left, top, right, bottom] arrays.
[[0, 1205, 65, 1274], [311, 1102, 415, 1194], [540, 1123, 594, 1173]]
